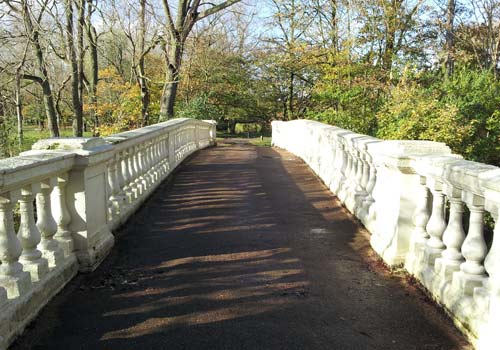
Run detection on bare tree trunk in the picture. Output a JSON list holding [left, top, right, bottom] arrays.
[[40, 78, 59, 136], [138, 0, 150, 126], [160, 39, 182, 120], [21, 0, 59, 137], [445, 0, 456, 77], [15, 44, 29, 147], [55, 76, 71, 127], [329, 0, 338, 51], [159, 0, 241, 120], [160, 65, 179, 119], [71, 0, 85, 136], [65, 0, 83, 136], [86, 0, 99, 135], [15, 72, 23, 146]]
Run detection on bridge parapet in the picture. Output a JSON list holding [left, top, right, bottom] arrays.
[[272, 119, 500, 350], [0, 118, 216, 349]]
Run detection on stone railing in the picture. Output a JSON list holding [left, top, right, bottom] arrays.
[[0, 118, 216, 349], [272, 119, 500, 350]]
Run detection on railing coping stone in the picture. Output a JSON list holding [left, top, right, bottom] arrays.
[[369, 140, 452, 157], [479, 169, 500, 193], [352, 136, 380, 150], [104, 118, 205, 148], [412, 155, 463, 180], [28, 138, 114, 168], [366, 140, 453, 173], [32, 137, 107, 151], [0, 152, 75, 193]]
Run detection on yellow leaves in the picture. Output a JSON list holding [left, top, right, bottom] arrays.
[[86, 67, 143, 136], [376, 79, 471, 153], [96, 124, 122, 136]]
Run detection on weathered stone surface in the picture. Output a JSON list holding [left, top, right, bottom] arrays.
[[32, 137, 108, 151]]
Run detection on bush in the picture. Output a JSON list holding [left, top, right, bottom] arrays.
[[376, 76, 472, 155], [176, 93, 220, 121]]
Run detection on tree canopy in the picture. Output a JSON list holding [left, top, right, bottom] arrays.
[[0, 0, 499, 165]]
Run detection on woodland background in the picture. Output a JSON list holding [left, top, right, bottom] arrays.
[[1, 0, 499, 166]]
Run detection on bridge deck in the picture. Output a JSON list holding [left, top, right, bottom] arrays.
[[12, 140, 470, 350]]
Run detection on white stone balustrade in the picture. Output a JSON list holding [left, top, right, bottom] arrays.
[[0, 118, 216, 349], [272, 119, 500, 350]]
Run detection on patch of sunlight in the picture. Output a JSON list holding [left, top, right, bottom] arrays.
[[100, 299, 296, 341], [156, 248, 291, 268], [106, 280, 309, 317]]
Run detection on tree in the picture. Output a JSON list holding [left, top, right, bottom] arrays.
[[5, 0, 60, 137], [158, 0, 242, 120], [64, 0, 85, 136], [444, 0, 456, 76], [113, 0, 159, 126], [85, 0, 100, 134]]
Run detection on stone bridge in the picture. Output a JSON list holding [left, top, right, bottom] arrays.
[[0, 118, 499, 349]]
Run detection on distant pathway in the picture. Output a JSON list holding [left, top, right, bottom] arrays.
[[12, 140, 471, 350]]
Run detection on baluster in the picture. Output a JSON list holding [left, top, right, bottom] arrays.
[[144, 141, 153, 189], [405, 178, 431, 276], [156, 137, 165, 179], [166, 134, 172, 174], [0, 191, 31, 298], [159, 137, 166, 176], [162, 136, 169, 176], [121, 149, 133, 206], [470, 206, 500, 342], [331, 139, 345, 194], [37, 178, 65, 268], [148, 139, 156, 186], [338, 141, 351, 201], [344, 149, 352, 185], [128, 147, 138, 200], [107, 156, 121, 224], [346, 147, 360, 212], [426, 182, 447, 252], [361, 152, 370, 194], [354, 149, 364, 194], [178, 130, 183, 159], [422, 180, 447, 287], [357, 152, 372, 221], [116, 151, 127, 208], [436, 186, 465, 281], [177, 131, 181, 155], [364, 155, 376, 204], [18, 184, 49, 282], [485, 207, 500, 296], [138, 145, 148, 194], [132, 146, 142, 197], [152, 138, 160, 182], [53, 174, 75, 256], [455, 197, 488, 295]]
